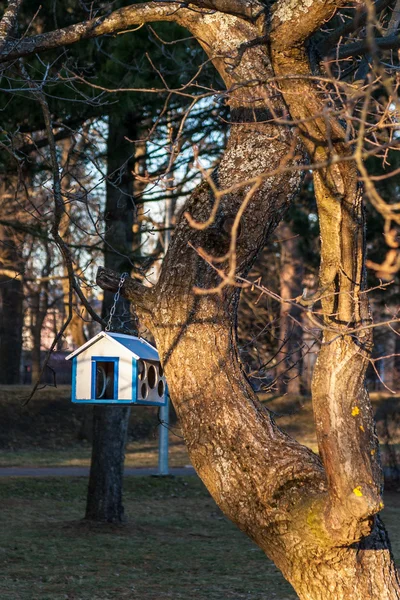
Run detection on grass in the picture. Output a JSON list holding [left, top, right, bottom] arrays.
[[0, 384, 190, 468], [0, 477, 398, 600], [0, 477, 298, 600], [1, 390, 398, 471], [0, 439, 190, 468], [0, 388, 399, 599]]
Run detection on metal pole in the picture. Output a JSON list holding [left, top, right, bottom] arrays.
[[158, 176, 173, 475], [158, 385, 170, 475]]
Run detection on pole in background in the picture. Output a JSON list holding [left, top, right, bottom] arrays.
[[158, 162, 173, 475]]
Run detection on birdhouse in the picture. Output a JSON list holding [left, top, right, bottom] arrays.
[[65, 331, 167, 406]]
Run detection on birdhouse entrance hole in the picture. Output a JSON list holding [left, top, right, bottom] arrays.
[[95, 361, 115, 400], [148, 365, 157, 389]]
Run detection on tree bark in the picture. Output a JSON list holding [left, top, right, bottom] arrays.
[[85, 109, 140, 523], [85, 404, 130, 522], [97, 6, 400, 597]]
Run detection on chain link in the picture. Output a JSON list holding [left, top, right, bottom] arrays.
[[105, 272, 129, 332]]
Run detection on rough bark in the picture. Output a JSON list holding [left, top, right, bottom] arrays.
[[85, 109, 139, 523], [96, 6, 400, 598], [85, 404, 130, 522]]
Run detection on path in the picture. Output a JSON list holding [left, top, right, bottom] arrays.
[[0, 466, 196, 477]]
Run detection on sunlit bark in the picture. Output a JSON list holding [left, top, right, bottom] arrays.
[[97, 6, 400, 598]]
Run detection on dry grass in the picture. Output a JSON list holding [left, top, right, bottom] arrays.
[[0, 389, 399, 472], [0, 439, 190, 468], [0, 476, 298, 600], [0, 477, 398, 600]]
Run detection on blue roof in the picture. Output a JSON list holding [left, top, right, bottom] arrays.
[[65, 331, 159, 361]]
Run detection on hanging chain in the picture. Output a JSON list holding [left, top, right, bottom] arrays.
[[105, 272, 129, 332]]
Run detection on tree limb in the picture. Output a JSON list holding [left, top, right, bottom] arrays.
[[0, 3, 189, 62], [334, 32, 400, 58], [271, 37, 382, 545], [0, 0, 23, 53], [271, 0, 349, 49], [0, 0, 265, 63], [96, 267, 154, 313]]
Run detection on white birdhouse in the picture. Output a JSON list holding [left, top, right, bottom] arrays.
[[65, 331, 166, 406]]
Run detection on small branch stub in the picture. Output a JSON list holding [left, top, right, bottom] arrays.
[[96, 267, 153, 312]]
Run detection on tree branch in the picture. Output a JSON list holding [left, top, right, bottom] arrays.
[[0, 0, 23, 52], [0, 0, 264, 63], [334, 32, 400, 58], [96, 267, 154, 313], [318, 0, 394, 56], [0, 3, 188, 62], [180, 0, 264, 20], [271, 0, 349, 48], [271, 40, 382, 545]]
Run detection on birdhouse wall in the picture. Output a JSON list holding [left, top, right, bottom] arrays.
[[75, 337, 134, 401]]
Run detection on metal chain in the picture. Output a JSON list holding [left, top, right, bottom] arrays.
[[105, 272, 129, 332]]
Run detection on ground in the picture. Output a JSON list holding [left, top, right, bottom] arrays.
[[0, 387, 398, 478], [0, 476, 399, 600], [0, 386, 398, 600], [0, 476, 298, 600]]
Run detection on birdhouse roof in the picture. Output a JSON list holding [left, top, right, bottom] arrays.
[[65, 331, 160, 361]]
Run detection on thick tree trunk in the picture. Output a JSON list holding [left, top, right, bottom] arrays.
[[276, 221, 304, 395], [95, 5, 400, 598], [85, 109, 140, 522], [0, 223, 23, 384], [85, 404, 130, 522]]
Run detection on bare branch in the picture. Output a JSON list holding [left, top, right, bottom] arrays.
[[318, 0, 394, 55], [0, 0, 265, 63], [0, 3, 190, 63], [335, 32, 400, 59], [271, 0, 349, 49]]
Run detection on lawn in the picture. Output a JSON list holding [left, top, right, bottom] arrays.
[[0, 387, 399, 600], [0, 388, 398, 473], [0, 476, 298, 600], [0, 438, 190, 468], [0, 477, 399, 600]]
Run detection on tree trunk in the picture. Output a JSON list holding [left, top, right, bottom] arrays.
[[276, 221, 304, 395], [85, 109, 141, 523], [0, 221, 23, 384], [31, 325, 42, 383], [97, 8, 400, 596], [85, 404, 130, 522]]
